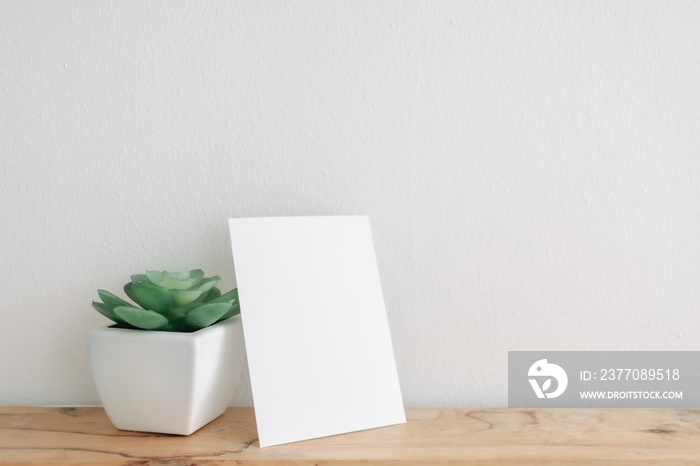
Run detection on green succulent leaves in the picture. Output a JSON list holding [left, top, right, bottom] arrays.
[[114, 305, 169, 330], [127, 282, 173, 313], [184, 302, 232, 328], [92, 269, 239, 332], [146, 270, 205, 290]]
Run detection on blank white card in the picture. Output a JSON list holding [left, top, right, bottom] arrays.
[[228, 216, 405, 447]]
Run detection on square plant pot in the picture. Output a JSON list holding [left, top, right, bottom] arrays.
[[88, 315, 245, 435]]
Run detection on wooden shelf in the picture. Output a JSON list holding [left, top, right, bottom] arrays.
[[1, 406, 700, 464]]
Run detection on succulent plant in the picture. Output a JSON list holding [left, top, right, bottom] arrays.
[[92, 269, 239, 332]]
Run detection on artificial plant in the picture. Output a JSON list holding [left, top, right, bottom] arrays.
[[92, 269, 239, 332]]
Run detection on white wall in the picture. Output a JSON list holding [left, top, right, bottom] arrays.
[[2, 1, 699, 407]]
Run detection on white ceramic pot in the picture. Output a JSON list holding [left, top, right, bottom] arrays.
[[88, 316, 245, 435]]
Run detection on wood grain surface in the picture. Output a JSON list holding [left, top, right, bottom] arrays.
[[1, 406, 700, 464]]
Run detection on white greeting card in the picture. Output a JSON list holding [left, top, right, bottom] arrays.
[[228, 216, 405, 447]]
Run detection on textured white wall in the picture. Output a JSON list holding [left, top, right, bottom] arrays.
[[1, 1, 699, 407]]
